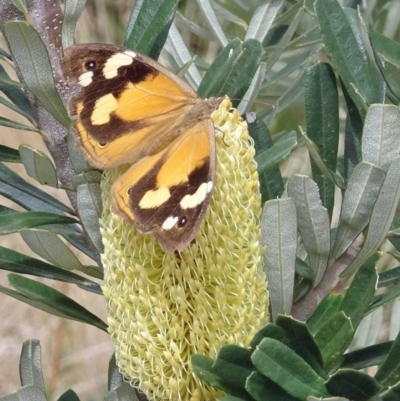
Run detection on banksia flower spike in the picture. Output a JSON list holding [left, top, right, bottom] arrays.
[[101, 98, 269, 401]]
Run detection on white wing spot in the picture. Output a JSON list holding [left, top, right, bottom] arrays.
[[162, 216, 178, 230], [207, 181, 213, 193], [91, 93, 119, 125], [125, 50, 137, 58], [103, 52, 134, 79], [78, 71, 93, 87], [139, 186, 171, 209], [180, 182, 208, 210]]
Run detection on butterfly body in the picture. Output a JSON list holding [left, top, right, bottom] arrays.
[[62, 43, 222, 252]]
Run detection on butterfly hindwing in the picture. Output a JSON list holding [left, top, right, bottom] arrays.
[[62, 43, 221, 252]]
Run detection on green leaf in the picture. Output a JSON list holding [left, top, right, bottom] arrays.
[[287, 175, 330, 286], [251, 338, 329, 400], [0, 210, 77, 234], [245, 0, 285, 42], [375, 326, 400, 386], [19, 145, 58, 187], [4, 274, 107, 331], [20, 340, 45, 390], [305, 62, 339, 219], [57, 389, 81, 401], [76, 183, 104, 254], [0, 245, 101, 292], [20, 228, 95, 275], [314, 0, 385, 117], [307, 293, 344, 335], [333, 162, 385, 259], [378, 266, 400, 288], [0, 116, 38, 132], [245, 371, 299, 401], [4, 21, 70, 127], [198, 38, 263, 106], [124, 0, 179, 59], [255, 135, 297, 176], [0, 145, 21, 163], [339, 253, 378, 330], [247, 114, 284, 202], [339, 341, 393, 370], [326, 369, 382, 400], [381, 380, 400, 401], [0, 162, 74, 215], [261, 199, 297, 321], [0, 64, 35, 122], [361, 105, 400, 171], [191, 353, 255, 401], [313, 311, 354, 370], [343, 156, 400, 277], [61, 0, 86, 49], [343, 87, 363, 179]]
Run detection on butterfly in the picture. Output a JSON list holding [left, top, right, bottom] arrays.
[[62, 43, 222, 252]]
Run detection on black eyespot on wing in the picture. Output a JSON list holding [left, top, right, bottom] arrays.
[[85, 60, 97, 70], [178, 216, 188, 228]]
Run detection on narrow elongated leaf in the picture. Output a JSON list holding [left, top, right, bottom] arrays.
[[339, 341, 393, 370], [251, 338, 329, 399], [314, 0, 385, 117], [340, 253, 378, 330], [378, 266, 400, 287], [343, 156, 400, 277], [0, 162, 74, 215], [390, 298, 400, 340], [77, 183, 104, 254], [307, 293, 344, 335], [375, 327, 400, 386], [350, 307, 383, 351], [381, 381, 400, 401], [0, 116, 38, 132], [326, 369, 382, 400], [255, 136, 297, 176], [287, 175, 330, 286], [0, 245, 100, 292], [0, 145, 21, 163], [196, 0, 227, 47], [4, 21, 70, 127], [19, 145, 58, 187], [245, 0, 285, 42], [0, 91, 35, 124], [108, 354, 124, 391], [305, 62, 339, 219], [5, 274, 107, 331], [362, 105, 400, 171], [333, 162, 385, 259], [198, 39, 263, 106], [343, 86, 363, 179], [247, 114, 284, 202], [0, 211, 77, 234], [0, 64, 35, 121], [20, 229, 88, 272], [61, 0, 86, 49], [20, 340, 45, 390], [313, 311, 354, 370], [261, 199, 296, 321], [125, 0, 179, 59]]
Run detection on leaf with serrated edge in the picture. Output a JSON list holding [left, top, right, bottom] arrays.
[[288, 175, 330, 286]]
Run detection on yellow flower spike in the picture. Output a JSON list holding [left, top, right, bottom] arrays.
[[101, 98, 269, 401]]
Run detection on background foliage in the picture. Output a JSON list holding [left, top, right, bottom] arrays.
[[1, 0, 400, 400]]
